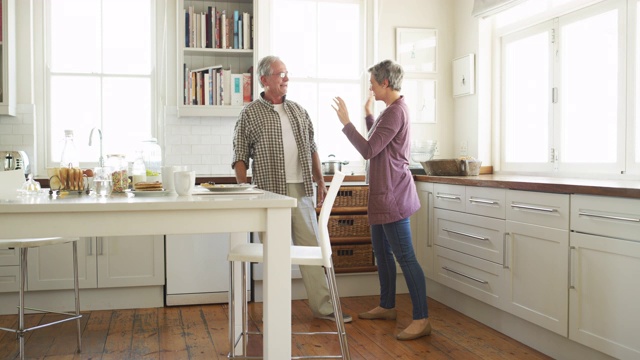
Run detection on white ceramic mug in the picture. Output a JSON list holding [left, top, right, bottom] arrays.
[[162, 165, 187, 192], [174, 170, 195, 196]]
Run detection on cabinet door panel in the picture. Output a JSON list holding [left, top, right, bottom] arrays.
[[569, 232, 640, 360], [414, 182, 434, 278], [97, 235, 164, 288], [504, 221, 568, 336], [0, 266, 18, 292], [27, 238, 97, 291]]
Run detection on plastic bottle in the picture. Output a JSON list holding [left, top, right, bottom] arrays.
[[60, 130, 79, 168], [141, 138, 162, 176], [131, 151, 147, 188]]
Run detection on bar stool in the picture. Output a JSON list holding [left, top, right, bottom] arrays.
[[0, 237, 82, 360], [227, 171, 350, 359]]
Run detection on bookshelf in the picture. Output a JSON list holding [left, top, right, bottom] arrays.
[[177, 0, 256, 118], [0, 0, 15, 116]]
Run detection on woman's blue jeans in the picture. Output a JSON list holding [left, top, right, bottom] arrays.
[[370, 217, 428, 320]]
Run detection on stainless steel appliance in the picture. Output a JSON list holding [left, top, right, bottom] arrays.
[[1, 151, 30, 175]]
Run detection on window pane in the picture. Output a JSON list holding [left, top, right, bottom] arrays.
[[503, 31, 549, 163], [560, 9, 618, 163], [50, 76, 101, 163], [317, 2, 360, 79], [103, 0, 152, 74], [637, 4, 640, 162], [103, 78, 152, 156], [318, 83, 362, 162], [272, 0, 317, 78], [50, 0, 101, 73]]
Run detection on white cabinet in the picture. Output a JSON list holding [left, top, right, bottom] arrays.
[[0, 247, 18, 292], [0, 0, 16, 116], [504, 190, 569, 336], [25, 235, 164, 291], [432, 184, 506, 308], [412, 182, 435, 278], [177, 0, 256, 117], [569, 195, 640, 360]]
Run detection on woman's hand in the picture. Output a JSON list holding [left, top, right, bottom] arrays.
[[331, 97, 351, 126], [365, 91, 375, 117]]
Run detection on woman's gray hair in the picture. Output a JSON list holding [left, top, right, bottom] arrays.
[[257, 56, 281, 88], [368, 60, 403, 91]]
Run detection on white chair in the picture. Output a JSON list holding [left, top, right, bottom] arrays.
[[228, 171, 350, 359], [0, 237, 82, 360]]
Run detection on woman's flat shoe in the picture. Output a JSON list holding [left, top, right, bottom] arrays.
[[396, 321, 432, 341], [358, 308, 397, 320]]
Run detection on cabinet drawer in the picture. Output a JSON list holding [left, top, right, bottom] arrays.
[[0, 266, 19, 293], [466, 187, 506, 219], [434, 246, 502, 308], [571, 195, 640, 241], [507, 190, 569, 230], [434, 184, 465, 212], [0, 248, 18, 266], [435, 208, 505, 264]]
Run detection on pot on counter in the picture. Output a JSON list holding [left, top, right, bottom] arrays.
[[322, 154, 349, 175]]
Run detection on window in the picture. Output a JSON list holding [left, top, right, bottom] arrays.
[[45, 0, 154, 167], [498, 0, 632, 175], [269, 0, 370, 166]]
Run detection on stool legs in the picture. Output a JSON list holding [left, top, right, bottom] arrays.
[[73, 241, 82, 353], [229, 260, 249, 358], [18, 247, 28, 360], [326, 265, 350, 359]]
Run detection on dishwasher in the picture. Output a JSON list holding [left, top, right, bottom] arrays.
[[166, 233, 247, 306]]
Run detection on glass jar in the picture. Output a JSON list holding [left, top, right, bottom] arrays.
[[105, 154, 129, 192], [131, 150, 147, 187], [140, 138, 162, 177]]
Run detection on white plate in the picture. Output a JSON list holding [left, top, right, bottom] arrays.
[[200, 184, 256, 192], [130, 190, 171, 197]]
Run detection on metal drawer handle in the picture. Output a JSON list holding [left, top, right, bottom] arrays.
[[442, 266, 489, 284], [436, 194, 462, 201], [510, 203, 557, 213], [443, 228, 489, 241], [578, 211, 640, 223], [469, 198, 499, 205]]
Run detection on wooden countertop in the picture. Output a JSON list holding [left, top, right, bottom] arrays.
[[414, 174, 640, 199]]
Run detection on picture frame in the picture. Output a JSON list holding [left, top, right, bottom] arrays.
[[396, 28, 437, 73], [403, 79, 436, 123], [453, 54, 475, 97]]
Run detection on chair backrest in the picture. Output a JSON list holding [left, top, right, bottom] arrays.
[[317, 171, 346, 268]]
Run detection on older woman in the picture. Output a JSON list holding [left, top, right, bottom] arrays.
[[331, 60, 430, 340]]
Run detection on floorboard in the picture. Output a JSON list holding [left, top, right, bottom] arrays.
[[0, 294, 552, 360]]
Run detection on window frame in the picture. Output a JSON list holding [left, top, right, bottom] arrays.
[[35, 0, 157, 173], [497, 0, 632, 177]]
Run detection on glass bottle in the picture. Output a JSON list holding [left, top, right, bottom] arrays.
[[106, 154, 129, 193], [131, 151, 147, 188], [141, 138, 162, 177], [60, 130, 79, 168]]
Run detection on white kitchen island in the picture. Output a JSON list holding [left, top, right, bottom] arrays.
[[0, 191, 297, 359]]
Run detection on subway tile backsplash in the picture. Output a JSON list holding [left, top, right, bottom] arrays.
[[0, 106, 237, 176]]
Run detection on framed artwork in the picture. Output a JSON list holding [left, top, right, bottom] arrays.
[[396, 28, 437, 73], [403, 79, 436, 123], [453, 54, 475, 97]]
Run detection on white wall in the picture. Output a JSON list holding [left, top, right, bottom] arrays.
[[0, 0, 487, 176]]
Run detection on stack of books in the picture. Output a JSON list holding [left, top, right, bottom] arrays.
[[183, 64, 252, 106], [184, 7, 252, 50]]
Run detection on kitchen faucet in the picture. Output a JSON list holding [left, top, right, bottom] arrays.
[[88, 128, 104, 168]]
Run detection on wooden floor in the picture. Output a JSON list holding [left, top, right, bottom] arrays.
[[0, 294, 552, 359]]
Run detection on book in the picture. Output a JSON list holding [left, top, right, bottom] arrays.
[[222, 68, 232, 105], [242, 73, 252, 104], [243, 12, 251, 50], [206, 7, 212, 48], [184, 9, 189, 47], [214, 9, 220, 48], [231, 74, 243, 106], [238, 19, 243, 49], [221, 11, 227, 49], [233, 10, 240, 49], [204, 72, 211, 105]]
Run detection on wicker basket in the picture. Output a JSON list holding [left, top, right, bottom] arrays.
[[328, 214, 370, 238], [319, 186, 369, 208], [332, 243, 374, 268]]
